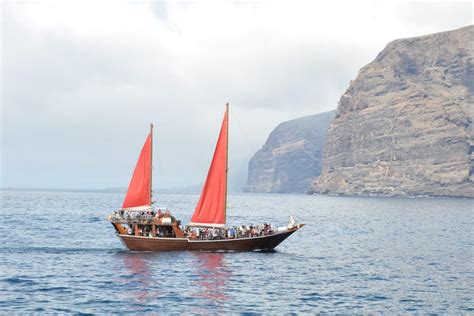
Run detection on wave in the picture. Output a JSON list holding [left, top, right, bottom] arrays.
[[2, 276, 39, 286], [0, 246, 123, 254]]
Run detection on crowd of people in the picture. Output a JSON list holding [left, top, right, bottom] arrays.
[[126, 224, 176, 238], [111, 209, 292, 240], [184, 224, 275, 240], [112, 208, 176, 223]]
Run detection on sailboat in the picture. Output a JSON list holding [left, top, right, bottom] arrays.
[[108, 104, 304, 251]]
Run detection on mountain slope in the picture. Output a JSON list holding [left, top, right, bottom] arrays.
[[311, 26, 473, 197], [245, 110, 335, 193]]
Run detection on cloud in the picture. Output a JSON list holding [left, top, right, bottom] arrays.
[[1, 0, 472, 190]]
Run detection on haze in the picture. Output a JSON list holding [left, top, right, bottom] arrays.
[[1, 0, 472, 191]]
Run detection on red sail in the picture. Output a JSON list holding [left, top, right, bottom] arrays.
[[122, 133, 152, 209], [190, 106, 228, 226]]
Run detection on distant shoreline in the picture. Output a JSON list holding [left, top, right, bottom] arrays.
[[0, 187, 233, 195], [0, 187, 126, 193], [1, 187, 472, 200], [0, 187, 196, 194]]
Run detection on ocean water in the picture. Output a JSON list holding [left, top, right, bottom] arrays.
[[0, 190, 472, 314]]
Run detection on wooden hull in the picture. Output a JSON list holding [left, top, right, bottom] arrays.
[[118, 225, 304, 252]]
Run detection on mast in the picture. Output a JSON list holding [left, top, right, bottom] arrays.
[[150, 123, 153, 205], [224, 103, 229, 222]]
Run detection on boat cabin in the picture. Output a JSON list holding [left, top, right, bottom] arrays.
[[110, 212, 185, 238]]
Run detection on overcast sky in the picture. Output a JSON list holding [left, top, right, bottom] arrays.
[[1, 0, 472, 191]]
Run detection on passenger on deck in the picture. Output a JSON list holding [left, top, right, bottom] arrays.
[[263, 223, 269, 235], [239, 225, 247, 237], [228, 227, 236, 238]]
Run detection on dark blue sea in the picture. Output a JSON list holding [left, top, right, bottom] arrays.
[[0, 190, 472, 313]]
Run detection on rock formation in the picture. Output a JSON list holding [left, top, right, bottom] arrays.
[[245, 111, 335, 193], [311, 26, 473, 198]]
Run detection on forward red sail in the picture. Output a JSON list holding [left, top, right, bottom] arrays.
[[122, 133, 152, 209], [190, 106, 228, 226]]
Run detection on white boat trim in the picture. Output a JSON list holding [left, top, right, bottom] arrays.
[[188, 222, 226, 228], [120, 205, 152, 211]]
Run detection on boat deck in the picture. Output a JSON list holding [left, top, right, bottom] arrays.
[[117, 224, 304, 251]]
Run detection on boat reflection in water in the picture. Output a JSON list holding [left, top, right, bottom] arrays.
[[115, 251, 229, 313], [193, 253, 229, 301], [118, 253, 160, 306]]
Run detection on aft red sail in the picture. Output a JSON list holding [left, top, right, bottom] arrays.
[[122, 133, 152, 209], [190, 105, 228, 226]]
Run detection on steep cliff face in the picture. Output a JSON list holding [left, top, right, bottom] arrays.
[[311, 26, 473, 198], [245, 111, 335, 193]]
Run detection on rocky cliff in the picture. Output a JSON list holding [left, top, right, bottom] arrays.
[[245, 111, 335, 193], [311, 26, 473, 198]]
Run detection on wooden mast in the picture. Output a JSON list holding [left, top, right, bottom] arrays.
[[150, 123, 155, 236], [224, 103, 229, 224], [150, 123, 153, 205]]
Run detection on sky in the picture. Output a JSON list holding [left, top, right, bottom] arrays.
[[1, 0, 472, 191]]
